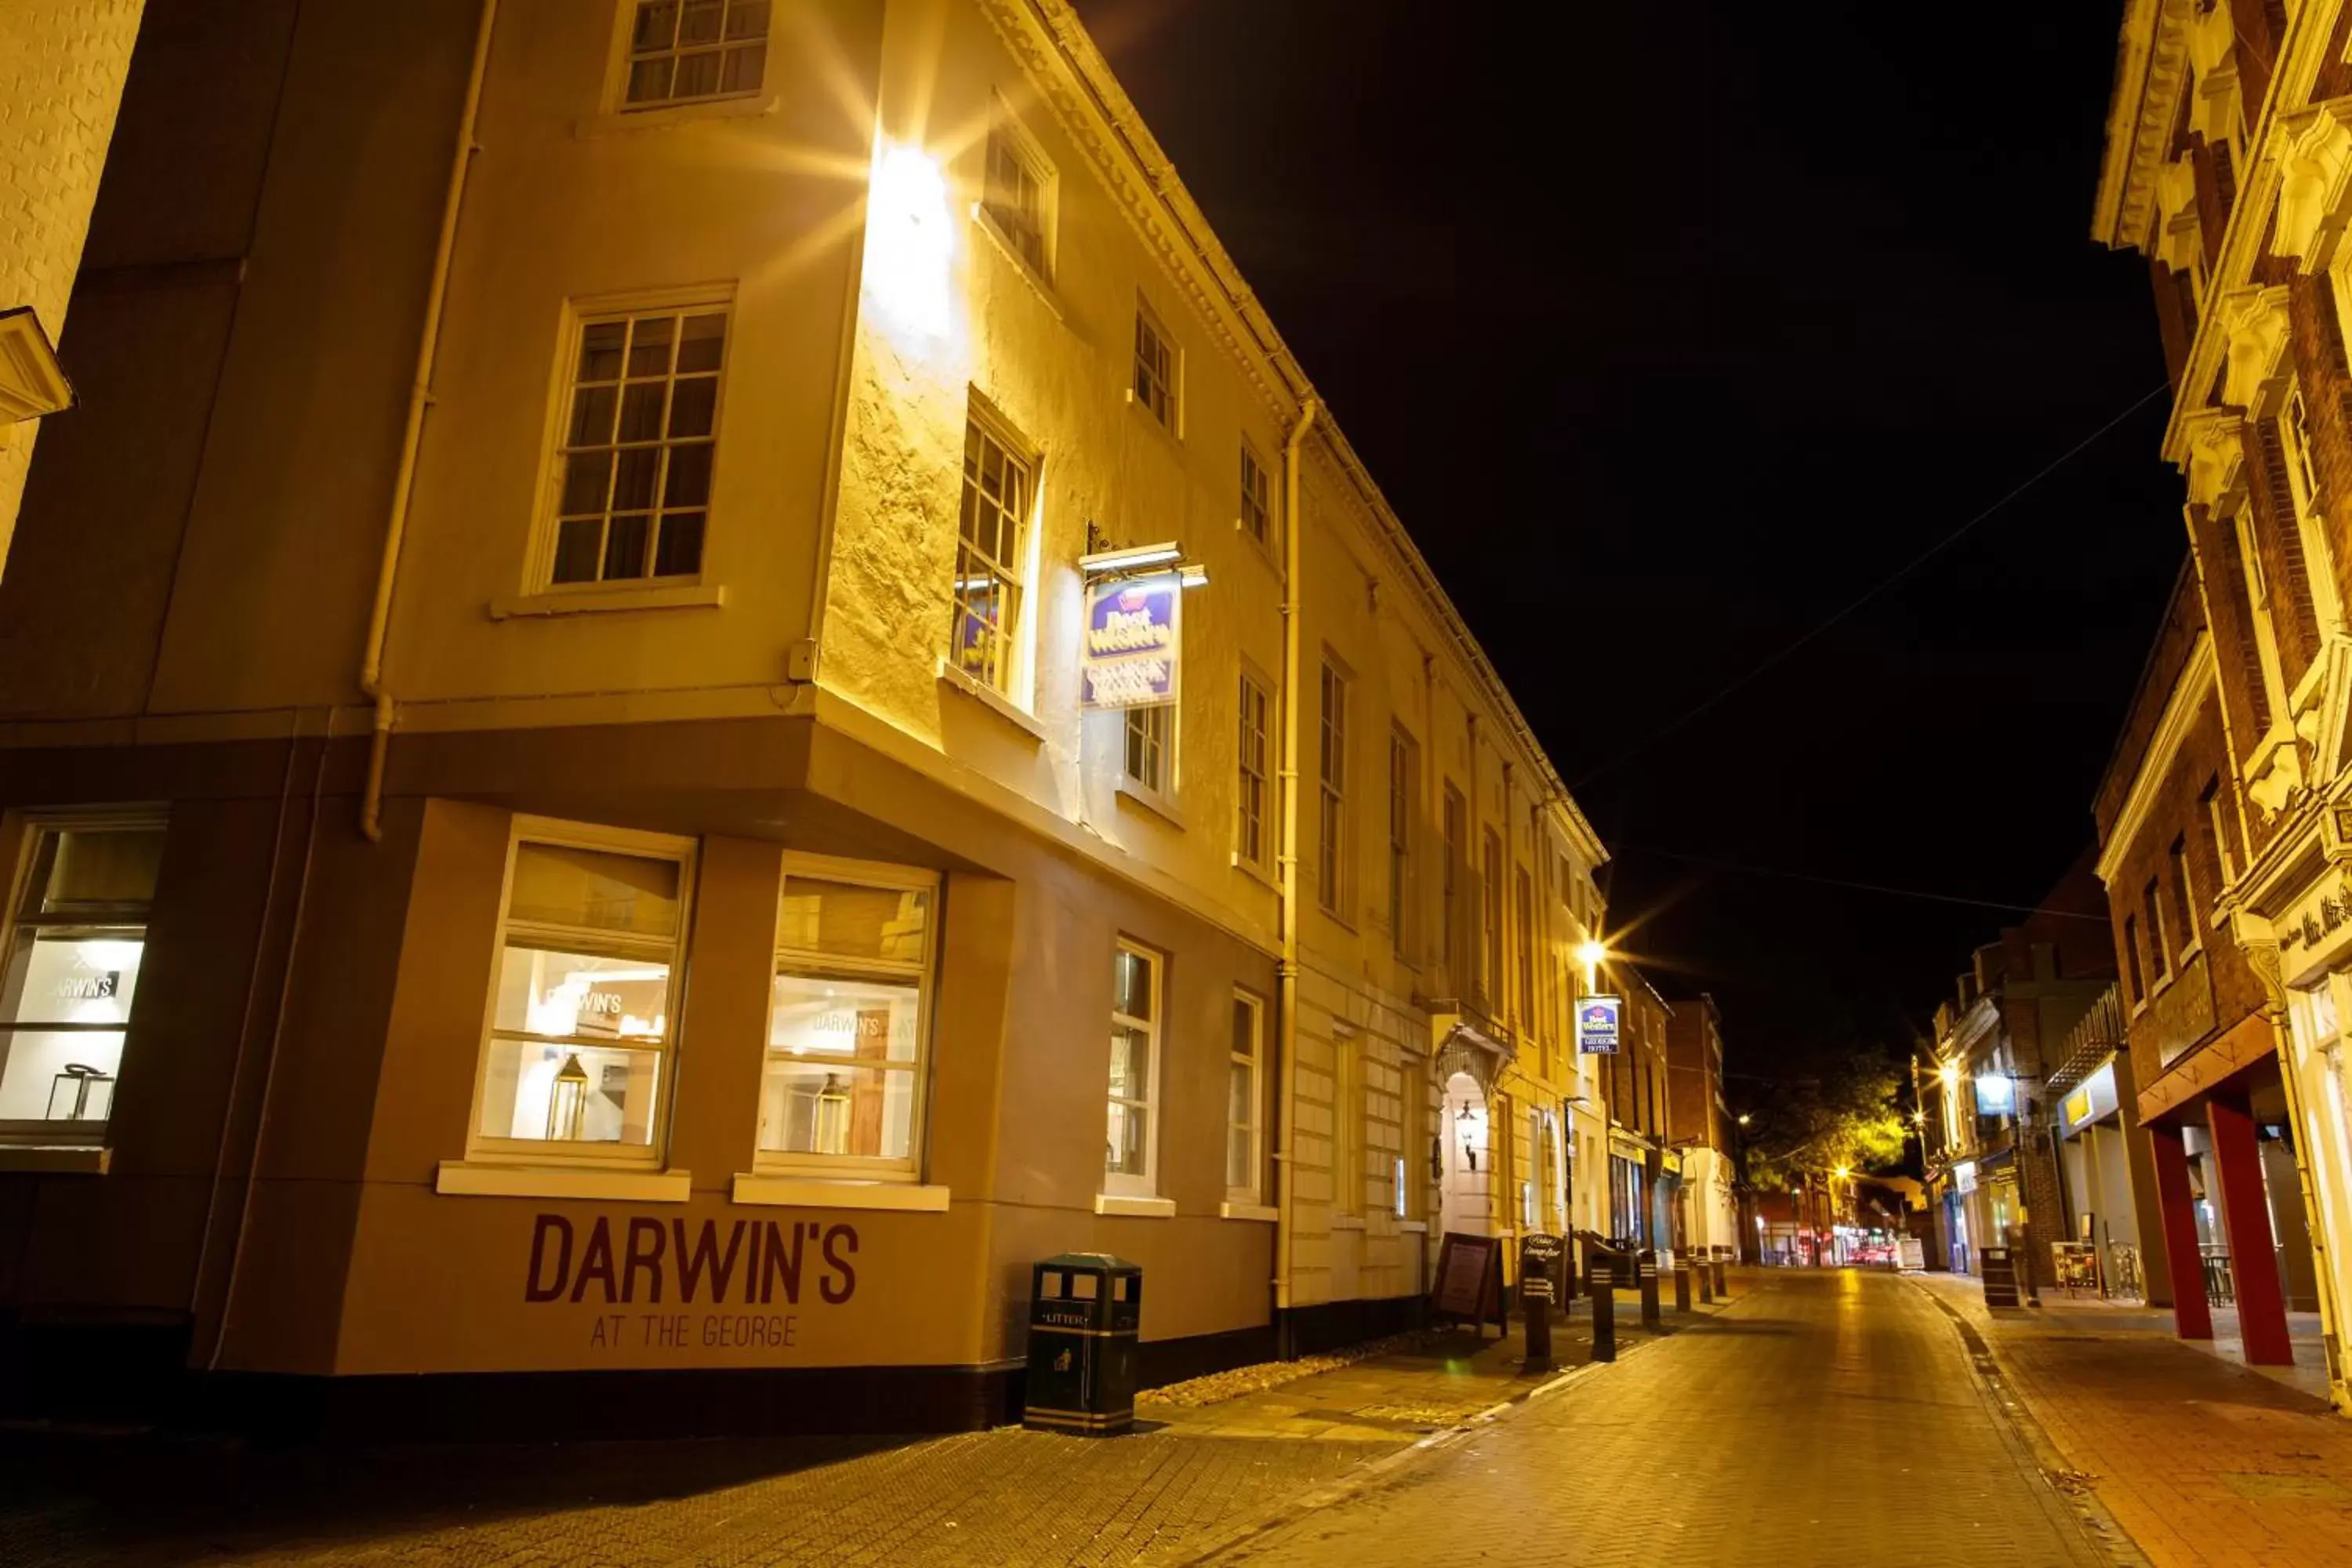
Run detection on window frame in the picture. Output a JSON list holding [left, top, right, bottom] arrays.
[[1239, 440, 1276, 555], [0, 808, 169, 1150], [1388, 727, 1419, 962], [1481, 827, 1504, 1009], [1131, 298, 1181, 436], [1236, 670, 1274, 872], [534, 287, 735, 594], [1227, 989, 1265, 1203], [2122, 913, 2146, 1006], [977, 97, 1057, 284], [754, 852, 942, 1182], [2169, 836, 2198, 962], [1442, 784, 1468, 983], [2142, 877, 2169, 984], [949, 396, 1040, 699], [1104, 938, 1163, 1199], [464, 816, 698, 1172], [1317, 657, 1351, 920], [2203, 776, 2237, 885], [1123, 699, 1177, 800], [608, 0, 777, 115]]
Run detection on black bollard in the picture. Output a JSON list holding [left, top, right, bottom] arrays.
[[1520, 1236, 1558, 1374], [1672, 1260, 1691, 1312], [1587, 1250, 1617, 1363], [1638, 1248, 1661, 1328], [1711, 1246, 1728, 1298], [1695, 1257, 1714, 1304]]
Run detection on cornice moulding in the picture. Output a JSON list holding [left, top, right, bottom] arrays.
[[2096, 633, 2219, 885], [2221, 285, 2295, 414]]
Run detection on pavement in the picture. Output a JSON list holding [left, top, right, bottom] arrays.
[[1912, 1269, 2352, 1567]]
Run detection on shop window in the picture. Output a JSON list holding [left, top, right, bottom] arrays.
[[0, 817, 165, 1145], [1317, 659, 1350, 916], [1236, 673, 1272, 869], [622, 0, 769, 110], [1105, 940, 1162, 1196], [757, 859, 937, 1178], [548, 300, 728, 587], [951, 408, 1035, 695], [1228, 990, 1263, 1200], [471, 825, 692, 1165]]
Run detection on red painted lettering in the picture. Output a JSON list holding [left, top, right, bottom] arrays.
[[525, 1214, 574, 1302], [570, 1217, 618, 1304], [622, 1216, 667, 1304], [673, 1218, 745, 1304], [760, 1220, 803, 1305], [821, 1223, 858, 1304]]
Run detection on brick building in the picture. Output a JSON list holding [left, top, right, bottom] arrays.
[[1919, 862, 2115, 1286], [2094, 0, 2352, 1406], [0, 0, 146, 577], [1664, 993, 1739, 1265], [1599, 965, 1673, 1250]]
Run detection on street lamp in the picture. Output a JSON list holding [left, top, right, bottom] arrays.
[[1574, 938, 1607, 993]]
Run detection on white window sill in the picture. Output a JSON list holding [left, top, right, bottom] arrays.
[[1331, 1214, 1367, 1232], [732, 1174, 949, 1211], [575, 94, 780, 139], [490, 583, 725, 620], [1116, 777, 1185, 829], [435, 1160, 691, 1203], [1234, 515, 1283, 579], [1094, 1192, 1175, 1218], [969, 204, 1065, 323], [1220, 1200, 1277, 1222], [937, 658, 1048, 742], [0, 1145, 109, 1174], [1231, 850, 1277, 890], [1124, 388, 1184, 446], [1398, 1219, 1428, 1234]]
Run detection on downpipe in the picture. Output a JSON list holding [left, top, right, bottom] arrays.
[[1273, 397, 1319, 1346]]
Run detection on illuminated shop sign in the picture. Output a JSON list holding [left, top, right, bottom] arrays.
[[1954, 1160, 1978, 1195], [1080, 572, 1181, 710], [1577, 996, 1623, 1055], [1973, 1073, 2014, 1114]]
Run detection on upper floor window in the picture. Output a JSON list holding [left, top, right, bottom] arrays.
[[2143, 878, 2169, 984], [624, 0, 769, 110], [981, 120, 1051, 278], [2203, 776, 2237, 883], [1105, 941, 1162, 1196], [1240, 443, 1273, 548], [1133, 304, 1178, 432], [473, 824, 693, 1166], [1124, 702, 1174, 797], [0, 816, 165, 1145], [1442, 785, 1468, 982], [1515, 865, 1536, 1029], [1317, 660, 1350, 916], [2122, 913, 2146, 1004], [1388, 728, 1419, 959], [951, 409, 1033, 694], [1236, 673, 1272, 870], [550, 302, 728, 587], [757, 861, 937, 1179], [1481, 827, 1504, 1007], [2169, 836, 2198, 960]]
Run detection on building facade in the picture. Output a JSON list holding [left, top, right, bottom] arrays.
[[0, 0, 146, 576], [0, 0, 1612, 1432], [1664, 992, 1739, 1264], [2094, 0, 2352, 1406], [1919, 866, 2115, 1285], [1599, 967, 1673, 1252]]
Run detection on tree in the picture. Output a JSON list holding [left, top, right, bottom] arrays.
[[1734, 1045, 1908, 1194]]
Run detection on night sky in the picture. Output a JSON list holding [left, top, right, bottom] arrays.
[[1071, 1, 2181, 1075]]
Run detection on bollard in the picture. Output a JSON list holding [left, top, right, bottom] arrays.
[[1673, 1261, 1692, 1312], [1711, 1245, 1728, 1298], [1637, 1248, 1661, 1329], [1520, 1236, 1559, 1374], [1587, 1248, 1617, 1363], [1695, 1257, 1714, 1304]]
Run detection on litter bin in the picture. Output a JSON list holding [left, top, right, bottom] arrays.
[[1024, 1252, 1142, 1434]]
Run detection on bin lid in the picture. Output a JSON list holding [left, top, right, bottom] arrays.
[[1036, 1251, 1140, 1275]]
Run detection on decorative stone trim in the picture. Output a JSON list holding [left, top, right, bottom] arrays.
[[2180, 408, 2249, 510], [2272, 97, 2352, 270], [2220, 285, 2294, 413]]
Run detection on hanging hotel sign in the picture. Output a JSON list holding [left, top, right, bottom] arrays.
[[1577, 995, 1623, 1055], [1080, 572, 1181, 710]]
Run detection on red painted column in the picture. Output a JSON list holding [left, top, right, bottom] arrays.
[[2147, 1120, 2213, 1341], [2207, 1094, 2294, 1365]]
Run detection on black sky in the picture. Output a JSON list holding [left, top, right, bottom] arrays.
[[1069, 1, 2180, 1076]]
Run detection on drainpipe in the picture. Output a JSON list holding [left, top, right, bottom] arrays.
[[1274, 397, 1318, 1341], [358, 0, 499, 841]]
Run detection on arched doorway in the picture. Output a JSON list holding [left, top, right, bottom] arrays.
[[1439, 1070, 1490, 1239]]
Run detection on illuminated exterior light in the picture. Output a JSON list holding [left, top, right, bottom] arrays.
[[864, 140, 953, 339], [1178, 563, 1209, 590], [1936, 1061, 1959, 1087], [1080, 542, 1182, 575], [1573, 938, 1606, 969]]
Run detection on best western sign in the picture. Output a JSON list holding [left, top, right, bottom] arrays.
[[1081, 572, 1180, 709], [1577, 996, 1622, 1054]]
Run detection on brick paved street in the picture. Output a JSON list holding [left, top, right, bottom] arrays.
[[1207, 1269, 2122, 1567], [0, 1270, 2133, 1566]]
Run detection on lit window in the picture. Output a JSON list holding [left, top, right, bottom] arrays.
[[1133, 306, 1177, 431], [1236, 673, 1272, 869], [1389, 728, 1418, 959], [758, 863, 936, 1177], [1318, 660, 1349, 916], [473, 826, 691, 1163], [951, 412, 1033, 693], [1105, 942, 1161, 1196], [1124, 702, 1174, 796], [624, 0, 768, 110], [982, 124, 1050, 277], [0, 818, 165, 1144], [1240, 444, 1273, 546], [550, 304, 727, 586], [1228, 991, 1263, 1200]]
